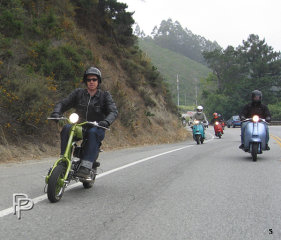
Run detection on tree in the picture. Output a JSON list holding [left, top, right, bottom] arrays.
[[152, 19, 220, 64], [202, 34, 281, 119]]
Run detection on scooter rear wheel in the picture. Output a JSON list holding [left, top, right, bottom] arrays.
[[83, 181, 94, 189], [82, 175, 96, 189]]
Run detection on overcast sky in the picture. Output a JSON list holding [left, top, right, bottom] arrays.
[[120, 0, 281, 52]]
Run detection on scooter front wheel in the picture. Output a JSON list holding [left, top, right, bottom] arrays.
[[251, 143, 258, 162], [47, 165, 66, 203], [196, 135, 200, 144]]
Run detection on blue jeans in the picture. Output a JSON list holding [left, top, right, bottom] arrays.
[[60, 124, 105, 165]]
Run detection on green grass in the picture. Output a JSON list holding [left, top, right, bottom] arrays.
[[138, 38, 211, 105]]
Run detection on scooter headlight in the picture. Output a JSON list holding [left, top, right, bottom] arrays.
[[215, 121, 219, 125], [69, 113, 79, 123], [194, 120, 199, 125], [253, 115, 259, 123]]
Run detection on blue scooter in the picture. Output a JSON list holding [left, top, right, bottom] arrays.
[[242, 115, 269, 161], [191, 120, 206, 144]]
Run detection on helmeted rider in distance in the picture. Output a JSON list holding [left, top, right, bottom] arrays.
[[239, 90, 271, 150], [50, 66, 118, 178], [191, 106, 208, 133], [210, 112, 224, 125]]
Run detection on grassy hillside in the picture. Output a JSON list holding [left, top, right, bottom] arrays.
[[139, 38, 211, 105], [0, 0, 190, 161]]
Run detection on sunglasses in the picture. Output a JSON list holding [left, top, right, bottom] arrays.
[[86, 78, 98, 82]]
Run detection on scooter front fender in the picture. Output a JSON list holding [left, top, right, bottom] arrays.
[[193, 124, 204, 139]]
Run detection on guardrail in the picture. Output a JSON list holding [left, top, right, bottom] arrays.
[[270, 121, 281, 126]]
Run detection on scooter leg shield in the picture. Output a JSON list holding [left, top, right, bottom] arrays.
[[244, 121, 267, 152], [258, 122, 267, 150], [243, 122, 252, 150]]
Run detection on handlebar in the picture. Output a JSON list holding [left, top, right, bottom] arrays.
[[47, 117, 67, 120], [242, 118, 267, 124], [87, 121, 110, 130], [47, 117, 110, 130]]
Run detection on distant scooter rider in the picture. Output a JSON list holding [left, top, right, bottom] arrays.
[[239, 90, 271, 150], [210, 112, 223, 125], [192, 106, 208, 127]]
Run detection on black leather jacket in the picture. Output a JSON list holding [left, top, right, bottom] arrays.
[[240, 102, 271, 122], [52, 88, 118, 125]]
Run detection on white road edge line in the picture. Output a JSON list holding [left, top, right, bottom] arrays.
[[0, 135, 214, 218]]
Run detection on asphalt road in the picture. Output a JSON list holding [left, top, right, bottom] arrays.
[[0, 126, 281, 240]]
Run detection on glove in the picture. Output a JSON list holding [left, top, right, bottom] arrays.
[[50, 112, 61, 118], [265, 116, 271, 122], [50, 112, 61, 123], [98, 120, 109, 128]]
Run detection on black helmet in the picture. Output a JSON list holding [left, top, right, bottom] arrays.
[[251, 90, 262, 103], [83, 67, 102, 84]]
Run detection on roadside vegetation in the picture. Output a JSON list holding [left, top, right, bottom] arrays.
[[201, 34, 281, 120], [0, 0, 188, 161]]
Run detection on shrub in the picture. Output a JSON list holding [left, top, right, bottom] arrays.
[[0, 2, 25, 38], [110, 82, 138, 129], [268, 102, 281, 121], [121, 58, 142, 88], [0, 68, 56, 134], [138, 87, 156, 107], [26, 42, 93, 94]]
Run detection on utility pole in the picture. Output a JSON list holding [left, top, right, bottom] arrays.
[[177, 74, 179, 106], [195, 78, 198, 106]]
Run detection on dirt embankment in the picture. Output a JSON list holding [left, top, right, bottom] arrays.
[[0, 23, 192, 164], [0, 122, 191, 163]]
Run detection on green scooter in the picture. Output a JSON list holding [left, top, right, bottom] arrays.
[[45, 113, 108, 203]]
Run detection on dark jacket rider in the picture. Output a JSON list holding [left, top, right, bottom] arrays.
[[210, 112, 223, 125], [240, 93, 271, 121], [239, 90, 271, 150], [51, 67, 118, 178]]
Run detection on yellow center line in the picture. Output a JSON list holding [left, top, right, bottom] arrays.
[[275, 136, 281, 142], [270, 135, 281, 148]]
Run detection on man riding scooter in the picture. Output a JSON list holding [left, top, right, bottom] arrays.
[[190, 106, 208, 144], [210, 112, 224, 125], [191, 106, 208, 130], [239, 90, 271, 150], [210, 112, 224, 137], [192, 106, 208, 124]]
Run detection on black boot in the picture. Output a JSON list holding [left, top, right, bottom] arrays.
[[239, 144, 244, 149], [77, 166, 91, 178], [266, 144, 270, 150], [92, 162, 100, 168]]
